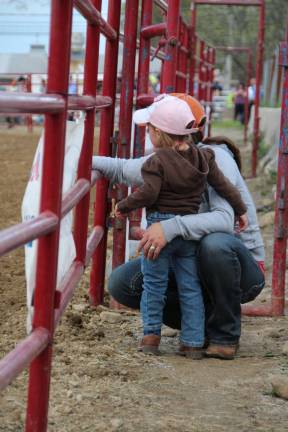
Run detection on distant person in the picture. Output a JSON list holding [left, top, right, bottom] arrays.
[[40, 78, 46, 93], [211, 81, 223, 96], [248, 77, 256, 121], [68, 75, 77, 121], [6, 76, 27, 128], [233, 83, 246, 125], [68, 75, 77, 95]]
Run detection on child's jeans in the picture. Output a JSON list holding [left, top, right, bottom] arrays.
[[140, 212, 204, 347]]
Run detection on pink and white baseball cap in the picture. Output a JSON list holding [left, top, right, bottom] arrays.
[[133, 95, 197, 135]]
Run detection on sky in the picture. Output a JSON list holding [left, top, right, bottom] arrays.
[[0, 0, 109, 54]]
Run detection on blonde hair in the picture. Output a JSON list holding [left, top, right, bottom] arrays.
[[149, 124, 192, 149]]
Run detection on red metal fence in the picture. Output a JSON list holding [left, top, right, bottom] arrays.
[[0, 0, 113, 430], [0, 0, 215, 429], [0, 0, 286, 430]]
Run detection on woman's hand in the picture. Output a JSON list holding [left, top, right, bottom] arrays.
[[137, 222, 167, 259]]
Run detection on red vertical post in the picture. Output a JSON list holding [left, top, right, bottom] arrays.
[[251, 0, 265, 176], [127, 0, 153, 250], [189, 2, 197, 96], [135, 0, 152, 157], [204, 47, 210, 101], [207, 47, 215, 137], [89, 0, 121, 306], [176, 17, 182, 92], [183, 24, 190, 92], [177, 21, 189, 92], [197, 40, 205, 101], [74, 0, 102, 265], [112, 0, 139, 270], [271, 30, 288, 316], [176, 18, 185, 92], [25, 1, 73, 431], [162, 0, 180, 93], [74, 0, 102, 263]]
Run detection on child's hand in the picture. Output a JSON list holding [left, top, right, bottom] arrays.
[[115, 204, 127, 220], [238, 213, 248, 231]]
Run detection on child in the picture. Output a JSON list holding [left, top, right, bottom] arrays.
[[115, 97, 247, 358]]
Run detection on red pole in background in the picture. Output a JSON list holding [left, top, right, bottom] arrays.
[[207, 47, 215, 137], [162, 0, 180, 93], [271, 23, 288, 316], [251, 0, 265, 177], [74, 0, 102, 265], [127, 0, 153, 251], [176, 18, 188, 92], [176, 17, 183, 92], [25, 1, 73, 430], [244, 48, 252, 143], [183, 24, 190, 92], [189, 2, 197, 95], [197, 39, 205, 101], [203, 46, 210, 102], [112, 0, 139, 272], [135, 0, 153, 157], [90, 0, 121, 306]]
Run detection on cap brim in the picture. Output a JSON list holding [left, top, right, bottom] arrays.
[[133, 108, 151, 125]]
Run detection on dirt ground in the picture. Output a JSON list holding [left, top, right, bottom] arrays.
[[0, 125, 287, 432]]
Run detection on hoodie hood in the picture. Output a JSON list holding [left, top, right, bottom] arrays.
[[155, 145, 209, 193]]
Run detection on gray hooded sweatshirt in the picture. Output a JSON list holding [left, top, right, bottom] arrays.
[[92, 143, 265, 262]]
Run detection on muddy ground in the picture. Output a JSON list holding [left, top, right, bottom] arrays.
[[0, 125, 287, 432]]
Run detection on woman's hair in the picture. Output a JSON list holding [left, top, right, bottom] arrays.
[[192, 130, 242, 172], [149, 123, 193, 149]]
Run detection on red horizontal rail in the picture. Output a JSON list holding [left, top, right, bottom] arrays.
[[85, 226, 104, 265], [176, 71, 187, 79], [0, 172, 102, 258], [194, 0, 261, 5], [54, 261, 84, 327], [73, 0, 117, 40], [141, 23, 166, 39], [0, 211, 58, 258], [0, 92, 65, 114], [154, 0, 168, 11], [54, 226, 104, 326], [68, 95, 112, 110], [179, 45, 189, 54], [137, 93, 154, 107], [194, 56, 214, 67], [119, 32, 166, 61], [61, 179, 91, 218], [0, 92, 112, 114], [241, 304, 272, 316], [0, 327, 50, 391], [61, 171, 101, 217]]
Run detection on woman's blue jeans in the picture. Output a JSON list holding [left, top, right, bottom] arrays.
[[141, 213, 204, 347], [108, 232, 265, 346]]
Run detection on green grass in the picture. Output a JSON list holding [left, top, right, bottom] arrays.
[[258, 138, 270, 159], [212, 119, 244, 129], [261, 101, 281, 108]]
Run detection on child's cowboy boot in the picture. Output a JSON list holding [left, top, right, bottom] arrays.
[[138, 334, 161, 355], [177, 345, 203, 360]]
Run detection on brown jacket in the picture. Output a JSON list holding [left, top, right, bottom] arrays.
[[117, 145, 246, 216]]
